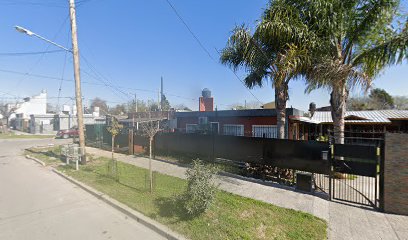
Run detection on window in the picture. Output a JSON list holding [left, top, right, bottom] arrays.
[[223, 124, 244, 136], [252, 125, 278, 138], [198, 117, 208, 125], [186, 124, 198, 133]]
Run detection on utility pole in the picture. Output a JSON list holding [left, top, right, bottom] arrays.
[[134, 93, 139, 130], [132, 93, 137, 128], [69, 0, 86, 164], [157, 90, 160, 111], [135, 93, 138, 112], [160, 77, 163, 111]]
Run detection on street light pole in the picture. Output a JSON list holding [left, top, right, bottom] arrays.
[[15, 26, 71, 52], [15, 2, 87, 164], [69, 0, 86, 164]]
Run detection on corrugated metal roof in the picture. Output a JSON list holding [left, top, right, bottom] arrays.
[[377, 110, 408, 119], [310, 110, 408, 124]]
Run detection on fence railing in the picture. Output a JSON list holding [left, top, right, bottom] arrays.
[[86, 125, 384, 209]]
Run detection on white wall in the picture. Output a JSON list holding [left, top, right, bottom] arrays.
[[13, 90, 47, 119]]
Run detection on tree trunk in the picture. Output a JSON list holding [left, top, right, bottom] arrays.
[[275, 84, 288, 139], [330, 83, 348, 144], [111, 136, 115, 160], [149, 138, 153, 193]]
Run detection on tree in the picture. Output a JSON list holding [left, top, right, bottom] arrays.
[[281, 0, 408, 143], [394, 96, 408, 110], [369, 88, 394, 109], [128, 99, 149, 113], [110, 104, 127, 115], [348, 88, 395, 110], [148, 100, 159, 112], [90, 97, 109, 115], [107, 117, 123, 180], [221, 3, 311, 138], [141, 120, 162, 193], [230, 101, 261, 110], [173, 104, 192, 111], [161, 94, 171, 111], [347, 97, 369, 111], [0, 102, 17, 127]]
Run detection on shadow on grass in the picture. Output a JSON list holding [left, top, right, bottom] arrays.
[[153, 195, 196, 223], [26, 148, 65, 163]]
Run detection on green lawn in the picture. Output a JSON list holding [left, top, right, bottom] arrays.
[[0, 132, 54, 139], [30, 148, 327, 240]]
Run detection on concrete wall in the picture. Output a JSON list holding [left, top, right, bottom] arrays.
[[56, 114, 105, 130], [14, 90, 47, 119], [29, 114, 55, 134], [384, 132, 408, 215]]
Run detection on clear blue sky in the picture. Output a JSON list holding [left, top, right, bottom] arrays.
[[0, 0, 407, 111]]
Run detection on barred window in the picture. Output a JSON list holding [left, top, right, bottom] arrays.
[[252, 125, 278, 138], [223, 124, 244, 136]]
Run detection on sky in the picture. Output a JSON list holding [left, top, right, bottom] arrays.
[[0, 0, 408, 111]]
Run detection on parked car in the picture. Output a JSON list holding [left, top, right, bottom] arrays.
[[56, 127, 79, 139]]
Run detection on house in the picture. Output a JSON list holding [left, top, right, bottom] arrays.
[[10, 90, 47, 131], [175, 108, 304, 138], [54, 105, 105, 130], [173, 88, 305, 138], [290, 109, 408, 143]]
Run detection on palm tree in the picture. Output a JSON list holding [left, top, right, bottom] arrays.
[[220, 1, 311, 139], [282, 0, 408, 143]]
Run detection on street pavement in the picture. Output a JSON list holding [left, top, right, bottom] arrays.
[[0, 138, 164, 240]]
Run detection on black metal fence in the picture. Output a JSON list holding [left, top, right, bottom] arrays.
[[330, 143, 383, 209], [85, 127, 384, 210], [85, 124, 129, 151]]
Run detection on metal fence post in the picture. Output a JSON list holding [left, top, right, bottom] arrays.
[[328, 144, 333, 201], [379, 139, 385, 212]]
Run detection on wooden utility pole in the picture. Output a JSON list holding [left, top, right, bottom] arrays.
[[69, 0, 86, 164]]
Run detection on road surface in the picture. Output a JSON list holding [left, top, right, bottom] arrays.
[[0, 138, 164, 240]]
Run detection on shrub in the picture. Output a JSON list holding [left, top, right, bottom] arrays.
[[183, 159, 219, 216]]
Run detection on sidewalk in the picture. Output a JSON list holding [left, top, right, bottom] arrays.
[[86, 147, 408, 240]]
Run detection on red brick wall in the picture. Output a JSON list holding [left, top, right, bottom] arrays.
[[199, 97, 214, 112], [177, 116, 277, 136], [177, 117, 199, 129]]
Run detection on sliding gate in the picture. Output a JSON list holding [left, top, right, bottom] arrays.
[[330, 143, 384, 210]]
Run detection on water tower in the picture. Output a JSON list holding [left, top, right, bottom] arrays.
[[199, 88, 214, 112]]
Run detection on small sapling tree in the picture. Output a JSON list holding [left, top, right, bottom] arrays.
[[107, 116, 123, 179], [141, 120, 161, 193]]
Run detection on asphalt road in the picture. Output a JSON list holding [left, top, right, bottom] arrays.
[[0, 138, 164, 240]]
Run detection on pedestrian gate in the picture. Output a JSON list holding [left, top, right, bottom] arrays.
[[329, 143, 383, 210]]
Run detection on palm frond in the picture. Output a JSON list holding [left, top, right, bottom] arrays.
[[344, 0, 400, 59], [353, 22, 408, 78]]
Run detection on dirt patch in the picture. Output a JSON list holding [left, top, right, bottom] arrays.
[[239, 209, 255, 219], [256, 223, 266, 239]]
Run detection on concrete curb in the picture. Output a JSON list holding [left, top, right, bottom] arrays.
[[25, 155, 46, 166], [52, 168, 187, 240]]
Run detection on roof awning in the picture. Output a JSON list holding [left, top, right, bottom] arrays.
[[289, 116, 321, 124]]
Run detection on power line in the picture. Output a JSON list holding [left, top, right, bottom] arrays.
[[0, 1, 65, 8], [0, 50, 65, 56], [164, 0, 263, 105], [0, 68, 192, 102], [57, 43, 69, 112]]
